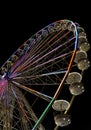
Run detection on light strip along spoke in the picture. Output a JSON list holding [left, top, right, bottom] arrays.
[[12, 81, 53, 102], [17, 29, 69, 71], [10, 30, 62, 75], [13, 69, 67, 80], [10, 30, 71, 76], [12, 50, 72, 79], [11, 34, 75, 79]]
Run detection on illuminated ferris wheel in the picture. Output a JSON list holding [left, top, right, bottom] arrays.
[[0, 19, 90, 130]]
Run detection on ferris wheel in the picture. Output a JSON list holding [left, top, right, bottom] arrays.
[[0, 19, 90, 130]]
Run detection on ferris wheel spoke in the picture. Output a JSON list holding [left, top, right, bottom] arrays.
[[13, 69, 67, 80], [19, 29, 69, 68], [10, 50, 72, 80], [11, 81, 53, 102], [10, 85, 45, 130], [10, 35, 75, 78]]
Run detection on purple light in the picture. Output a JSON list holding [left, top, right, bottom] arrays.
[[0, 79, 8, 98], [0, 79, 8, 87]]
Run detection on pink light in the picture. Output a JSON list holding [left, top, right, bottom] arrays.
[[0, 79, 8, 87], [0, 79, 8, 98]]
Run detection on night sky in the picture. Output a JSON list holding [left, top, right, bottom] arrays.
[[0, 1, 91, 130]]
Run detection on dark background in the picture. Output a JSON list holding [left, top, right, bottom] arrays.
[[0, 1, 91, 130]]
